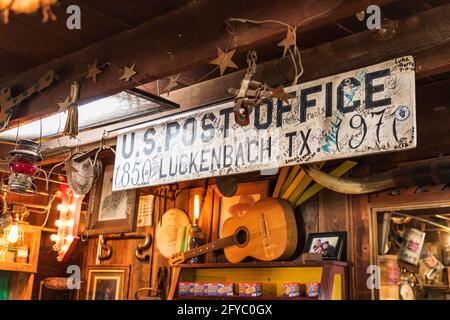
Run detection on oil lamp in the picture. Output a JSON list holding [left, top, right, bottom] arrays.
[[8, 140, 41, 195], [187, 194, 205, 263]]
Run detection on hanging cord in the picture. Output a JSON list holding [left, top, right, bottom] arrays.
[[195, 32, 237, 84], [14, 118, 20, 147], [40, 191, 60, 228], [44, 144, 75, 192], [39, 116, 43, 148], [226, 0, 343, 86], [227, 18, 303, 86]]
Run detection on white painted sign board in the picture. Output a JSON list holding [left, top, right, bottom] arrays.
[[113, 56, 416, 191]]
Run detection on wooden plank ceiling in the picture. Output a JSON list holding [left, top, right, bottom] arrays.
[[0, 0, 188, 81], [0, 0, 449, 160]]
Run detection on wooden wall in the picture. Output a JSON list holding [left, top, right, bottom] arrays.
[[9, 70, 448, 300], [27, 164, 447, 300], [72, 172, 372, 299], [299, 186, 371, 299]]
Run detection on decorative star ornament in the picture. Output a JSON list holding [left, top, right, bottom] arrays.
[[119, 64, 137, 82], [164, 74, 181, 94], [277, 27, 296, 57], [209, 47, 238, 76], [58, 96, 70, 112], [271, 85, 294, 104], [85, 60, 102, 83]]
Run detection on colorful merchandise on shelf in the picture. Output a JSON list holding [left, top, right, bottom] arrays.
[[283, 283, 300, 298], [238, 282, 263, 297], [306, 282, 320, 297]]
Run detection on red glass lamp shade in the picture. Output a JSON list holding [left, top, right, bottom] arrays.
[[9, 156, 37, 175], [7, 140, 41, 194]]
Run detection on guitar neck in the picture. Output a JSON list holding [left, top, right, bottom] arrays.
[[183, 235, 235, 260]]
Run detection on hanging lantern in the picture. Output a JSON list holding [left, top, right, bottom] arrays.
[[8, 139, 41, 195]]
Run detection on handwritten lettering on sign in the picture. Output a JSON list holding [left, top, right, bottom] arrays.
[[113, 56, 416, 191]]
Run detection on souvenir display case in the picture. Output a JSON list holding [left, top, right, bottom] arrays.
[[0, 224, 41, 300]]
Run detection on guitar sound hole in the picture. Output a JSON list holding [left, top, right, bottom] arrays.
[[236, 229, 248, 245]]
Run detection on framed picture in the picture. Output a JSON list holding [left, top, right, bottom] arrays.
[[212, 181, 269, 239], [87, 163, 137, 235], [86, 265, 130, 300], [305, 232, 347, 260]]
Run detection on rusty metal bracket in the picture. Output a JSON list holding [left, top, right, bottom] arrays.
[[97, 232, 152, 261], [135, 233, 152, 261], [98, 236, 112, 261], [229, 50, 273, 126]]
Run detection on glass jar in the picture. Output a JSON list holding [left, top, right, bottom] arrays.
[[15, 244, 29, 264]]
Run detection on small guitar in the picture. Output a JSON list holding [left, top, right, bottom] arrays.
[[169, 198, 297, 266]]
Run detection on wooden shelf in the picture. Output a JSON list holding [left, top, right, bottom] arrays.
[[421, 285, 450, 292], [176, 295, 319, 300], [0, 261, 36, 273], [0, 224, 41, 274], [173, 260, 349, 300], [178, 260, 348, 269], [0, 225, 42, 300]]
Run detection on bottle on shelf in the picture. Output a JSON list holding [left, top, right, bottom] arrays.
[[15, 244, 29, 264], [187, 223, 205, 264]]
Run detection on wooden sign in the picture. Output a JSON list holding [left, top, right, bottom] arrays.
[[113, 56, 416, 191]]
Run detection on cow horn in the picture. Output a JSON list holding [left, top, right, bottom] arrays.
[[302, 158, 450, 194]]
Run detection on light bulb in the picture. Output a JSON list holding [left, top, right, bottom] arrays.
[[61, 244, 69, 252], [66, 220, 74, 227], [68, 204, 76, 212], [57, 204, 68, 212], [7, 223, 19, 244], [66, 235, 74, 242], [55, 219, 63, 227], [193, 195, 201, 220], [50, 234, 59, 242]]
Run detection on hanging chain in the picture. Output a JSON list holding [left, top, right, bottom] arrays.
[[246, 50, 257, 76]]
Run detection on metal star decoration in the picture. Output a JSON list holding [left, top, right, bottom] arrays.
[[277, 27, 296, 57], [58, 96, 70, 112], [119, 64, 137, 82], [85, 60, 102, 83], [164, 74, 181, 94], [209, 47, 238, 76], [271, 85, 294, 104]]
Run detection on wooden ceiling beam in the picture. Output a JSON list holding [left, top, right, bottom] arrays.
[[151, 3, 450, 113], [0, 0, 391, 130], [39, 33, 450, 159]]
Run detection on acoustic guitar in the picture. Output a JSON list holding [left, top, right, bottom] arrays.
[[169, 197, 298, 266]]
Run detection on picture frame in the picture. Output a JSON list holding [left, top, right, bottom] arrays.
[[305, 232, 347, 260], [86, 265, 130, 300], [87, 163, 137, 235]]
